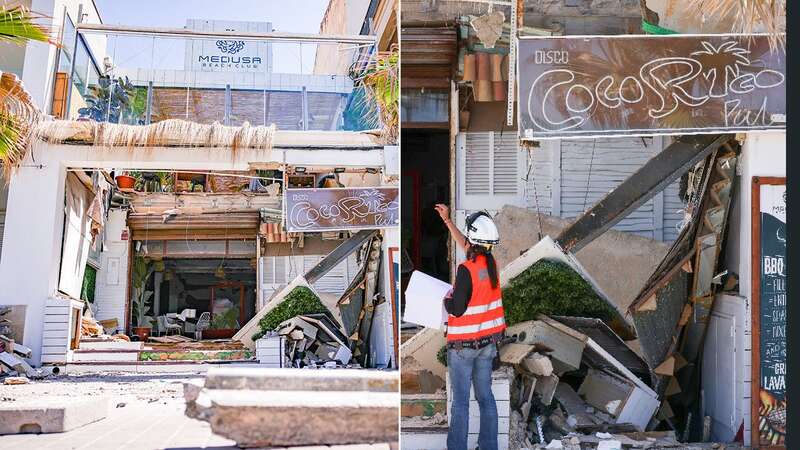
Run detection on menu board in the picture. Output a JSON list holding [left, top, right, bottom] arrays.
[[752, 178, 786, 448], [285, 187, 399, 232]]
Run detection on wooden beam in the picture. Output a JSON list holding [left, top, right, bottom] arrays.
[[304, 230, 378, 284], [555, 134, 732, 253]]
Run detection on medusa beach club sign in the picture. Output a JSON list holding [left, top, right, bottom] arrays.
[[191, 39, 264, 72], [518, 34, 786, 139]]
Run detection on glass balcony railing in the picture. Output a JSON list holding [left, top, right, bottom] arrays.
[[59, 27, 378, 132]]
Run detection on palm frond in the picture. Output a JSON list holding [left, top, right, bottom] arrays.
[[349, 44, 399, 144], [0, 4, 57, 46], [689, 0, 785, 50], [0, 71, 40, 178]]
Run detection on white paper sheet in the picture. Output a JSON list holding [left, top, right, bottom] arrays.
[[403, 270, 451, 330]]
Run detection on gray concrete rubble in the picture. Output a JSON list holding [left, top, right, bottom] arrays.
[[0, 396, 108, 434], [185, 367, 400, 448]]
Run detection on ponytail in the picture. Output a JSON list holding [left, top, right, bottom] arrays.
[[466, 245, 499, 288]]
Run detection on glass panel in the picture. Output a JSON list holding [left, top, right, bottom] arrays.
[[401, 89, 449, 123], [65, 30, 375, 130]]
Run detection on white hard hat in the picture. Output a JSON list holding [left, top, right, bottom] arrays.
[[466, 211, 499, 246]]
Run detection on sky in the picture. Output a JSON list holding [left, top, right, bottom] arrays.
[[92, 0, 332, 74]]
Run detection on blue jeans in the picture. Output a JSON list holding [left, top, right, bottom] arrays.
[[447, 344, 498, 450]]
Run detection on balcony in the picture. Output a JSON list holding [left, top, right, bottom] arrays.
[[56, 24, 378, 132]]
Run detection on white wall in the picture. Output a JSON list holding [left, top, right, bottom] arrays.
[[92, 209, 129, 330], [725, 132, 786, 299], [718, 131, 785, 444]]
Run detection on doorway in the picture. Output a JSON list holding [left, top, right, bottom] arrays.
[[401, 129, 451, 284]]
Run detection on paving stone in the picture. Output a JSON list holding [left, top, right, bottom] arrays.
[[0, 396, 108, 434]]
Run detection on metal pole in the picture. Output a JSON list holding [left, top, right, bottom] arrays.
[[301, 86, 309, 131], [224, 84, 232, 126], [145, 81, 153, 125]]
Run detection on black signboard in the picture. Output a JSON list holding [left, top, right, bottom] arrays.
[[517, 34, 786, 139], [752, 177, 786, 449]]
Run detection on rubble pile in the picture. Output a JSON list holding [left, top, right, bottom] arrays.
[[496, 315, 664, 449], [0, 332, 44, 382], [273, 313, 355, 367], [80, 308, 129, 342]]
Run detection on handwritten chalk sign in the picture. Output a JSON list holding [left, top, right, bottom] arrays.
[[751, 177, 786, 449], [518, 34, 786, 139], [285, 187, 399, 232]]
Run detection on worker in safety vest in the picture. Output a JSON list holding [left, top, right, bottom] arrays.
[[435, 204, 505, 450]]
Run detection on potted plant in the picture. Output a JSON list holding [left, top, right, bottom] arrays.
[[131, 257, 155, 341], [116, 171, 136, 189], [203, 308, 240, 339]]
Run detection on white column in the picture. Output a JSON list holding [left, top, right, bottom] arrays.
[[0, 161, 67, 366]]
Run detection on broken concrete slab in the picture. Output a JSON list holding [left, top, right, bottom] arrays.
[[499, 343, 535, 365], [191, 389, 398, 447], [201, 367, 398, 392], [507, 319, 586, 374], [401, 327, 446, 394], [0, 351, 38, 378], [0, 396, 108, 434]]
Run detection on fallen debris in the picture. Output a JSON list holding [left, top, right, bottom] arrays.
[[0, 396, 108, 435], [185, 367, 398, 447], [3, 376, 29, 385]]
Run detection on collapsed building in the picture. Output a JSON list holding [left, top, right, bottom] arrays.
[[0, 2, 400, 377], [400, 1, 785, 449]]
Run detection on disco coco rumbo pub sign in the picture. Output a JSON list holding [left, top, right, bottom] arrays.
[[518, 34, 786, 139]]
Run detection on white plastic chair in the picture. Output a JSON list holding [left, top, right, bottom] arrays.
[[195, 312, 211, 340], [156, 316, 182, 336]]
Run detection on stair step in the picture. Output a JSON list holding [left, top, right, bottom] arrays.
[[65, 360, 257, 375], [71, 349, 254, 363], [78, 340, 143, 351], [191, 388, 398, 447], [401, 393, 447, 417], [203, 366, 399, 393]]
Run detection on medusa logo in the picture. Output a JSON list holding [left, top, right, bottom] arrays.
[[215, 40, 245, 54]]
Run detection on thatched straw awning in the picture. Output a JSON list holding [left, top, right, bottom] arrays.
[[32, 119, 384, 152]]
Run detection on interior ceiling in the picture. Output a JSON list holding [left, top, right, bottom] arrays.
[[163, 258, 255, 274]]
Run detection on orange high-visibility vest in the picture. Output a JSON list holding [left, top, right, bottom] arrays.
[[447, 254, 506, 343]]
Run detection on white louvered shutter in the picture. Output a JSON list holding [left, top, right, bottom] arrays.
[[457, 132, 525, 211]]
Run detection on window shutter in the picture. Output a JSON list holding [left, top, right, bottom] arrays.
[[458, 132, 524, 211], [493, 133, 519, 195], [465, 133, 491, 195]]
